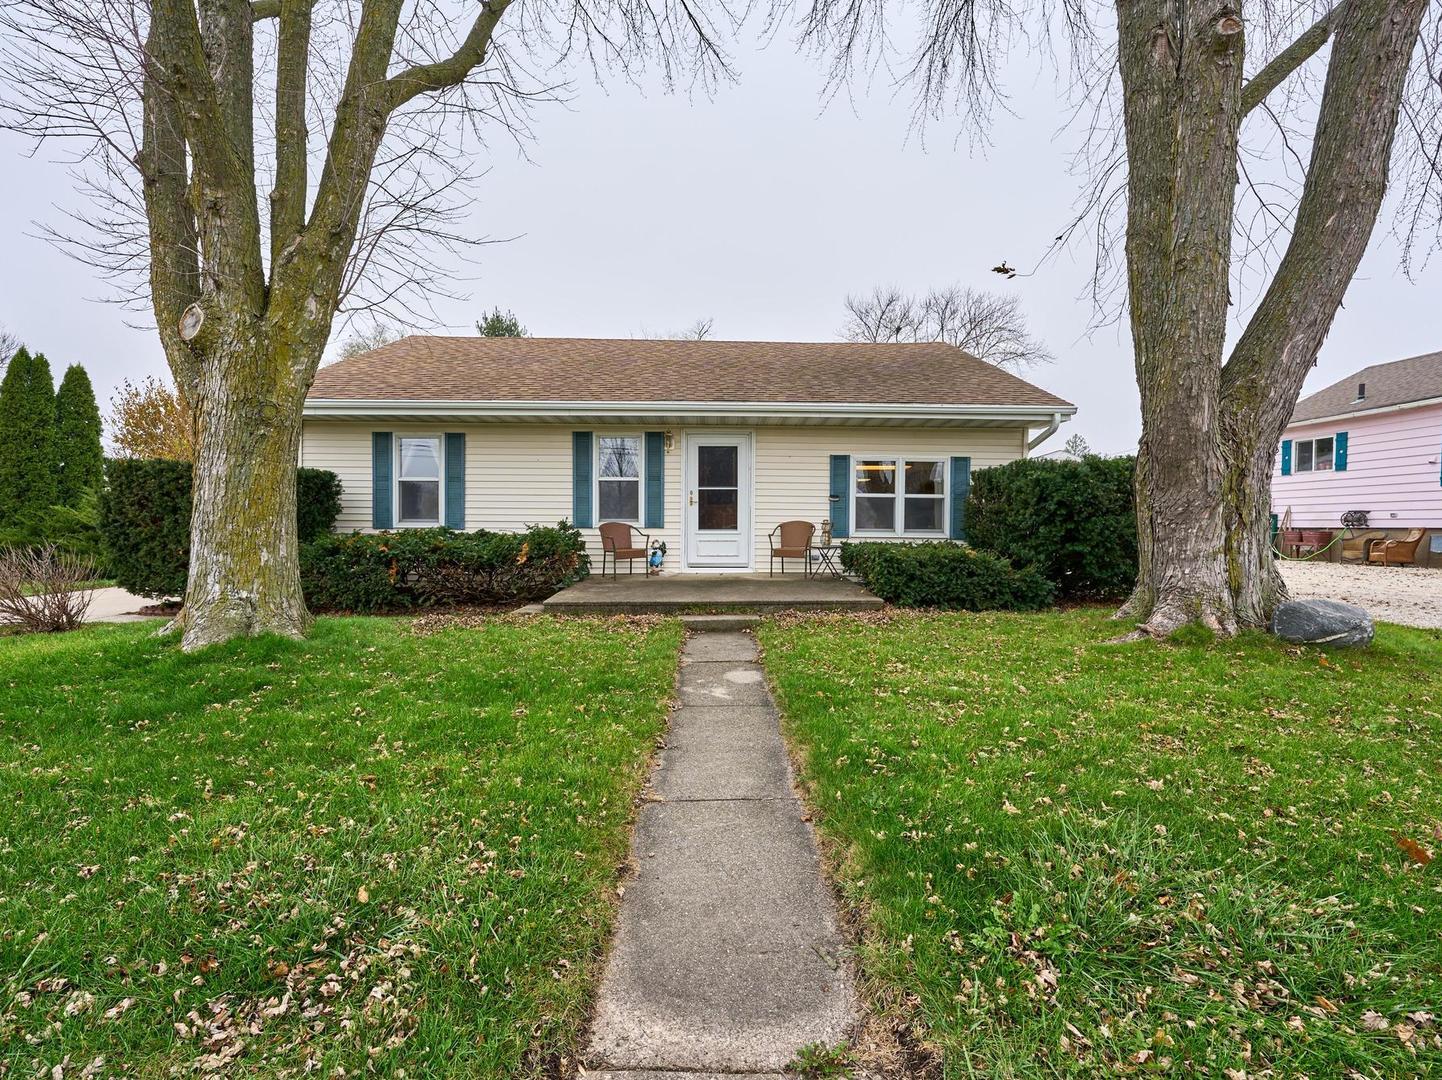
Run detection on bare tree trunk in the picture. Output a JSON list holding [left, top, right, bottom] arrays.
[[1220, 437, 1287, 626], [1217, 0, 1428, 629], [177, 332, 314, 648], [130, 0, 515, 650], [1113, 0, 1245, 636]]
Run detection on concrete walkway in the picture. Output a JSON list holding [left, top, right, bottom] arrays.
[[583, 629, 856, 1078], [82, 586, 164, 624]]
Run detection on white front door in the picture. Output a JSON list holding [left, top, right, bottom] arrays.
[[684, 433, 752, 569]]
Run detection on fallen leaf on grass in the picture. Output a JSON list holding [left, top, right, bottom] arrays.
[[102, 998, 135, 1022], [1395, 835, 1433, 866], [1361, 1010, 1389, 1031]]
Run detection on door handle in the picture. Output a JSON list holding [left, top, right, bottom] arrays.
[[689, 492, 696, 506]]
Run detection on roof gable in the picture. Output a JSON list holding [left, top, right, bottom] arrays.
[[1290, 349, 1442, 423], [307, 336, 1073, 410]]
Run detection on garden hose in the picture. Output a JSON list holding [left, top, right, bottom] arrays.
[[1271, 531, 1346, 561]]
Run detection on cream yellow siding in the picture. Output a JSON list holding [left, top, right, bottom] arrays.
[[301, 420, 1030, 571]]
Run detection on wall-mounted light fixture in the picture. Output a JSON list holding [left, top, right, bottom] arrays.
[[664, 430, 676, 452]]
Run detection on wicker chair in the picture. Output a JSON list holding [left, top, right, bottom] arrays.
[[1341, 530, 1386, 563], [598, 521, 651, 578], [1367, 528, 1426, 566], [768, 520, 815, 577]]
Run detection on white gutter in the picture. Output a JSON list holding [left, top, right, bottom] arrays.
[[1026, 411, 1067, 450], [1286, 394, 1442, 429], [303, 397, 1079, 424]]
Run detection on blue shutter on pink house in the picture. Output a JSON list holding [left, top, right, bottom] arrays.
[[1280, 439, 1292, 476], [1333, 431, 1348, 471]]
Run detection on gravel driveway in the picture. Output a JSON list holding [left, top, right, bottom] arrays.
[[1278, 560, 1442, 630]]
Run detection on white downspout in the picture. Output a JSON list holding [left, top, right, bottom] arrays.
[[1026, 412, 1064, 452]]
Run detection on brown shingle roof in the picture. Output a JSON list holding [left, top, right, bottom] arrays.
[[308, 336, 1073, 409], [1291, 349, 1442, 423]]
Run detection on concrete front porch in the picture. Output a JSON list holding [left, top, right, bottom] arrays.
[[542, 572, 882, 614]]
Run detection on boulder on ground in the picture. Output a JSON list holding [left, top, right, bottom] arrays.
[[1270, 598, 1374, 647]]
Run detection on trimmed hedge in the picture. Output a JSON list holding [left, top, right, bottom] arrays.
[[840, 541, 1054, 611], [300, 523, 589, 613], [99, 459, 342, 598], [966, 455, 1137, 600], [297, 469, 343, 544]]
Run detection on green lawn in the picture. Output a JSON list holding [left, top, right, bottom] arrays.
[[0, 615, 681, 1078], [760, 610, 1442, 1077]]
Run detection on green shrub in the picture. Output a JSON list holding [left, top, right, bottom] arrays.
[[300, 522, 589, 613], [99, 460, 343, 598], [840, 541, 1054, 611], [99, 459, 191, 598], [296, 469, 343, 545], [966, 455, 1137, 600]]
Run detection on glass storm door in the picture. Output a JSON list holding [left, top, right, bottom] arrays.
[[684, 434, 751, 568]]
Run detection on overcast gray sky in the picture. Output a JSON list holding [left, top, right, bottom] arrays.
[[2, 25, 1438, 455]]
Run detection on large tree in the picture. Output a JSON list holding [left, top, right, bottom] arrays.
[[841, 285, 1053, 371], [2, 0, 735, 649], [802, 0, 1439, 636], [55, 364, 105, 507], [0, 348, 59, 527]]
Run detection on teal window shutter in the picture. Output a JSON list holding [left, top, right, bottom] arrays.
[[829, 455, 850, 538], [572, 431, 594, 527], [371, 432, 393, 529], [644, 431, 665, 528], [950, 456, 972, 541], [1280, 439, 1292, 476], [1333, 431, 1348, 472], [444, 433, 465, 529]]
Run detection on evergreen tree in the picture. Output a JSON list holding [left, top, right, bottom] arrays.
[[476, 308, 527, 337], [0, 348, 58, 526], [55, 364, 103, 507]]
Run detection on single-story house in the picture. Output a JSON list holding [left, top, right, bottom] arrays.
[[302, 337, 1076, 573], [1273, 348, 1442, 567]]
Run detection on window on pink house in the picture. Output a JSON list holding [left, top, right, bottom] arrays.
[[1294, 436, 1334, 472]]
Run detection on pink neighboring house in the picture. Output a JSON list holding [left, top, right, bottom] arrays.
[[1272, 349, 1442, 567]]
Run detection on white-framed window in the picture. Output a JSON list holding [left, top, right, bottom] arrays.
[[853, 456, 947, 535], [396, 435, 443, 526], [597, 435, 643, 523], [1294, 435, 1335, 473]]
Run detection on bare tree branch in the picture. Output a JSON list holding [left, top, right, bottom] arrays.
[[385, 0, 513, 109], [270, 0, 314, 268], [1241, 1, 1347, 117]]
